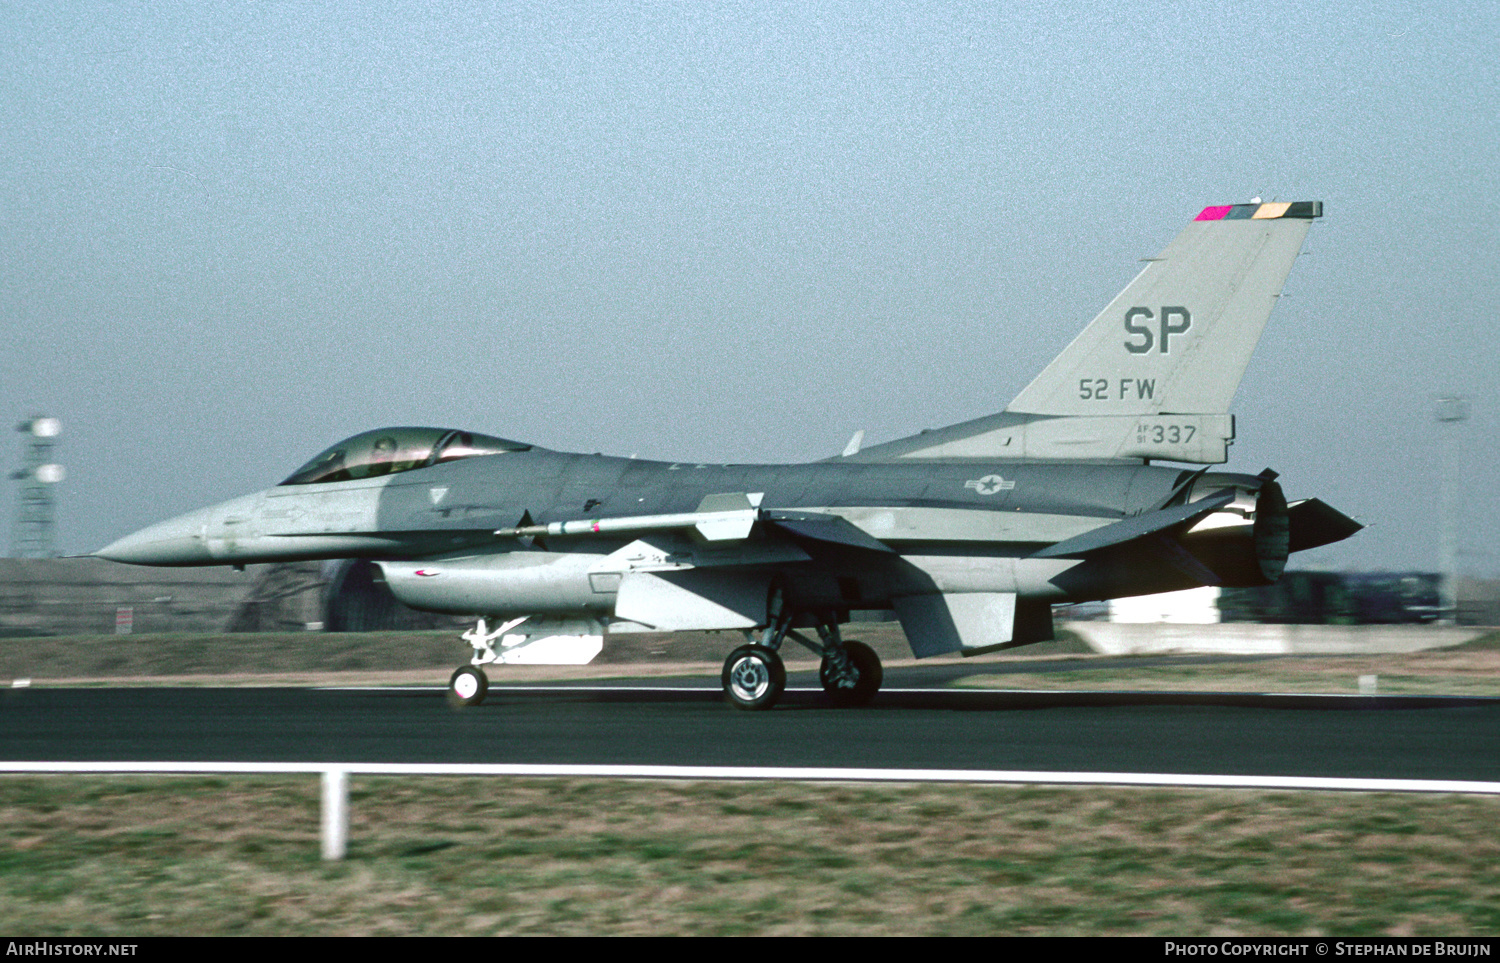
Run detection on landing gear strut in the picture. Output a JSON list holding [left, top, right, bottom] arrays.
[[719, 589, 883, 710], [721, 585, 791, 711]]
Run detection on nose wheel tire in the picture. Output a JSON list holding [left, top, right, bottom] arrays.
[[819, 639, 883, 707], [448, 665, 489, 707], [722, 644, 786, 711]]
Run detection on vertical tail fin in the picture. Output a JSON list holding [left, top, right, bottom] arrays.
[[1006, 201, 1321, 417], [854, 202, 1322, 464]]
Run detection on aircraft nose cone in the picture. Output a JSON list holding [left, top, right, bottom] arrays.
[[94, 515, 214, 566]]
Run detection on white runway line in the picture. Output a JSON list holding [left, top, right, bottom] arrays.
[[3, 761, 1498, 796], [316, 685, 725, 691], [316, 684, 1499, 701]]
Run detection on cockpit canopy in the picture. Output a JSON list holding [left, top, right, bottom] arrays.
[[280, 427, 531, 486]]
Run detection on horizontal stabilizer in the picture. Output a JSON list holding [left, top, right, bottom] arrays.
[[1029, 489, 1237, 559], [1287, 498, 1363, 553]]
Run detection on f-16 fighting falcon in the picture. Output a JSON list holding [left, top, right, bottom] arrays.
[[98, 201, 1361, 710]]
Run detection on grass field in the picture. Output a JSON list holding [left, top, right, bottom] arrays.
[[954, 643, 1500, 697], [2, 626, 1496, 935], [2, 775, 1499, 936]]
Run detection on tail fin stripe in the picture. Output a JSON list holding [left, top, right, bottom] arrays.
[[1252, 202, 1292, 219], [1196, 200, 1322, 222]]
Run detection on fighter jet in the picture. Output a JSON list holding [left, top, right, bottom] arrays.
[[97, 200, 1360, 709]]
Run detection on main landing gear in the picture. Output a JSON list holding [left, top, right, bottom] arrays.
[[721, 644, 785, 711], [720, 591, 883, 711]]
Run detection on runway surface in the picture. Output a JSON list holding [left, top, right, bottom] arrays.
[[4, 664, 1498, 781]]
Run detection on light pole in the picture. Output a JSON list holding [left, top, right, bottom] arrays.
[[1435, 397, 1470, 624]]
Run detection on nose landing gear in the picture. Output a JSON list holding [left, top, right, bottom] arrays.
[[448, 665, 489, 707]]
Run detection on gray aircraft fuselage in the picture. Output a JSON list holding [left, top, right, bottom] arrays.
[[97, 443, 1271, 617]]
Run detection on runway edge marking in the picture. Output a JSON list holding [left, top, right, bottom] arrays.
[[3, 762, 1499, 795]]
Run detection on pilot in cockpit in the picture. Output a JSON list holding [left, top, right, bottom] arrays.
[[365, 436, 399, 477]]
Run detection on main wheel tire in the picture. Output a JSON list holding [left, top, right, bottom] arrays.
[[721, 644, 786, 711], [448, 665, 489, 707], [819, 640, 883, 707]]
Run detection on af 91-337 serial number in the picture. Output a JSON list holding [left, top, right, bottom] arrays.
[[1136, 423, 1197, 444]]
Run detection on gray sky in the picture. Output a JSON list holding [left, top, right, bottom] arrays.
[[3, 1, 1497, 575]]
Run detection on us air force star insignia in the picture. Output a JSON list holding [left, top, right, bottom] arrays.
[[964, 474, 1015, 496], [428, 486, 449, 505]]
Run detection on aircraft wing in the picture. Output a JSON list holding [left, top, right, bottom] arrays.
[[489, 500, 905, 635], [582, 526, 811, 634]]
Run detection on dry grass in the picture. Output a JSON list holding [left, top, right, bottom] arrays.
[[955, 648, 1500, 697], [2, 775, 1498, 936]]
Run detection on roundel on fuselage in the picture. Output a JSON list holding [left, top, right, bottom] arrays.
[[279, 427, 531, 486]]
